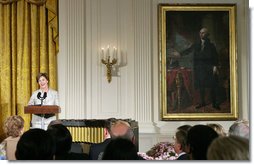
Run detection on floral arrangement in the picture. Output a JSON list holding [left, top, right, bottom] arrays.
[[138, 142, 177, 160]]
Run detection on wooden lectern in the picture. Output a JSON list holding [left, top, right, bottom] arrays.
[[24, 105, 61, 117], [24, 105, 61, 130]]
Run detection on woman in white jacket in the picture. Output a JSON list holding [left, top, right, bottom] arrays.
[[28, 73, 59, 130]]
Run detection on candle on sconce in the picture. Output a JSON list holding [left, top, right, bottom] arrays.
[[101, 47, 105, 59], [107, 45, 110, 59], [113, 47, 117, 59]]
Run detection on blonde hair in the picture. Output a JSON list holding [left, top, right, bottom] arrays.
[[207, 123, 226, 136], [207, 136, 249, 160], [4, 115, 24, 137]]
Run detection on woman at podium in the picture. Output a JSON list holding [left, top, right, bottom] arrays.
[[28, 73, 59, 130]]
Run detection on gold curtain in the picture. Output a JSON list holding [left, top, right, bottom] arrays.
[[0, 0, 58, 140]]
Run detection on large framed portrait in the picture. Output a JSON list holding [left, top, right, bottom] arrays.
[[159, 4, 238, 120]]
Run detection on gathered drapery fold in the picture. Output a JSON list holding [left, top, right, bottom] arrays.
[[0, 0, 58, 140]]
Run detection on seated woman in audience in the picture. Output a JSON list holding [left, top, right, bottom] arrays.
[[174, 130, 190, 160], [186, 124, 218, 160], [15, 128, 55, 160], [102, 138, 140, 160], [0, 115, 24, 160], [207, 123, 227, 136], [207, 135, 249, 160], [47, 124, 89, 160], [228, 119, 249, 139]]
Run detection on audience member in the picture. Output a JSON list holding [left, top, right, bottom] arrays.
[[47, 119, 63, 129], [0, 115, 24, 160], [207, 123, 227, 136], [47, 119, 83, 154], [177, 125, 192, 133], [47, 124, 89, 160], [228, 119, 249, 139], [207, 135, 249, 160], [102, 138, 140, 160], [110, 120, 135, 142], [98, 119, 140, 160], [15, 128, 55, 160], [187, 124, 218, 160], [89, 118, 116, 160], [174, 130, 190, 160]]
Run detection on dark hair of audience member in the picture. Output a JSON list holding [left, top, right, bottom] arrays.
[[47, 119, 63, 129], [47, 124, 72, 155], [47, 124, 88, 160], [187, 124, 218, 160], [207, 135, 249, 160], [102, 138, 139, 160], [104, 118, 117, 135], [15, 128, 55, 160]]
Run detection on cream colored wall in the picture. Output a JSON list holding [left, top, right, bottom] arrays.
[[58, 0, 249, 152]]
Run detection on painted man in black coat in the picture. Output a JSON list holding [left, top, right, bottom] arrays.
[[193, 28, 220, 109]]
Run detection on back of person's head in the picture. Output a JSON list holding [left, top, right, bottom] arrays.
[[228, 119, 249, 139], [103, 118, 117, 138], [177, 125, 192, 133], [187, 124, 218, 160], [207, 135, 249, 160], [47, 119, 63, 129], [47, 124, 72, 155], [15, 128, 55, 160], [4, 115, 24, 137], [102, 138, 139, 160], [207, 123, 226, 136], [110, 120, 136, 145], [174, 130, 188, 154], [110, 120, 134, 140]]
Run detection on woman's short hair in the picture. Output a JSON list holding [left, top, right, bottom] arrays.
[[36, 73, 49, 83], [207, 135, 249, 160], [4, 115, 24, 137]]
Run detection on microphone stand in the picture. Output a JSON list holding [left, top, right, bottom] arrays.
[[37, 93, 47, 130]]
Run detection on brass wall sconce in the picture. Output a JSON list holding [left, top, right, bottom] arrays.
[[101, 45, 117, 83]]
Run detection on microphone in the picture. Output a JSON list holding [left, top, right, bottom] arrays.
[[37, 92, 41, 99], [37, 92, 47, 106], [43, 92, 47, 99]]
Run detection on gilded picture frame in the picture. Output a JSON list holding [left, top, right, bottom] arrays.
[[159, 4, 238, 120]]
